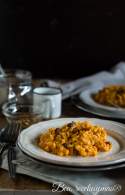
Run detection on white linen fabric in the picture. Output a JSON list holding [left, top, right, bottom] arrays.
[[1, 148, 125, 195], [43, 62, 125, 99]]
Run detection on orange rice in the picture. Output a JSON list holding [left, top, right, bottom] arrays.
[[93, 85, 125, 108], [37, 121, 112, 157]]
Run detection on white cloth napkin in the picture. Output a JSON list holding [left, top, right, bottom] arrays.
[[1, 148, 125, 195], [43, 62, 125, 99]]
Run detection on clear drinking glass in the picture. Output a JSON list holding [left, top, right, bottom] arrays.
[[2, 102, 43, 129], [5, 69, 32, 104]]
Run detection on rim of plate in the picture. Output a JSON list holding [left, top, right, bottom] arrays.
[[71, 95, 125, 119], [17, 148, 125, 172], [18, 118, 125, 167]]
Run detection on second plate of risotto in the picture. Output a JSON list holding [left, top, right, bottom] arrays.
[[18, 118, 125, 167], [79, 83, 125, 113]]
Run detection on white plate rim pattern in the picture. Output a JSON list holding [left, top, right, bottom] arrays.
[[16, 150, 125, 172]]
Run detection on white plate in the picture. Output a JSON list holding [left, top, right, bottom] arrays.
[[79, 82, 125, 113], [18, 118, 125, 167], [71, 95, 125, 119]]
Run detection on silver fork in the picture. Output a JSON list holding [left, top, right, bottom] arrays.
[[0, 122, 21, 178]]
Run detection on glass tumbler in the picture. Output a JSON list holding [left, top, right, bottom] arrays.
[[5, 69, 32, 104]]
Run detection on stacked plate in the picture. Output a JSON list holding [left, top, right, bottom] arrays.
[[18, 118, 125, 171], [72, 80, 125, 119]]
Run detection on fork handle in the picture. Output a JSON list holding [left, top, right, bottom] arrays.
[[8, 145, 16, 179]]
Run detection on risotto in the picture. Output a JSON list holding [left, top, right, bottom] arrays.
[[93, 85, 125, 108], [37, 121, 112, 157]]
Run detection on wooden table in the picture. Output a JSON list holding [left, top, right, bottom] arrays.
[[0, 98, 124, 194]]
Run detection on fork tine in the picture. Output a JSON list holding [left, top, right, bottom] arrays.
[[13, 122, 21, 142], [3, 122, 12, 141], [13, 122, 20, 142], [10, 122, 18, 142], [7, 122, 16, 141], [5, 122, 18, 143], [17, 123, 21, 135], [11, 122, 18, 139]]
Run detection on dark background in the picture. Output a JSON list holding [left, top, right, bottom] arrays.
[[0, 0, 124, 78]]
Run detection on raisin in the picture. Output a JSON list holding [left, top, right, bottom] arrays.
[[63, 143, 68, 148], [55, 128, 60, 134], [67, 121, 75, 128], [117, 89, 125, 95], [72, 128, 78, 134]]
